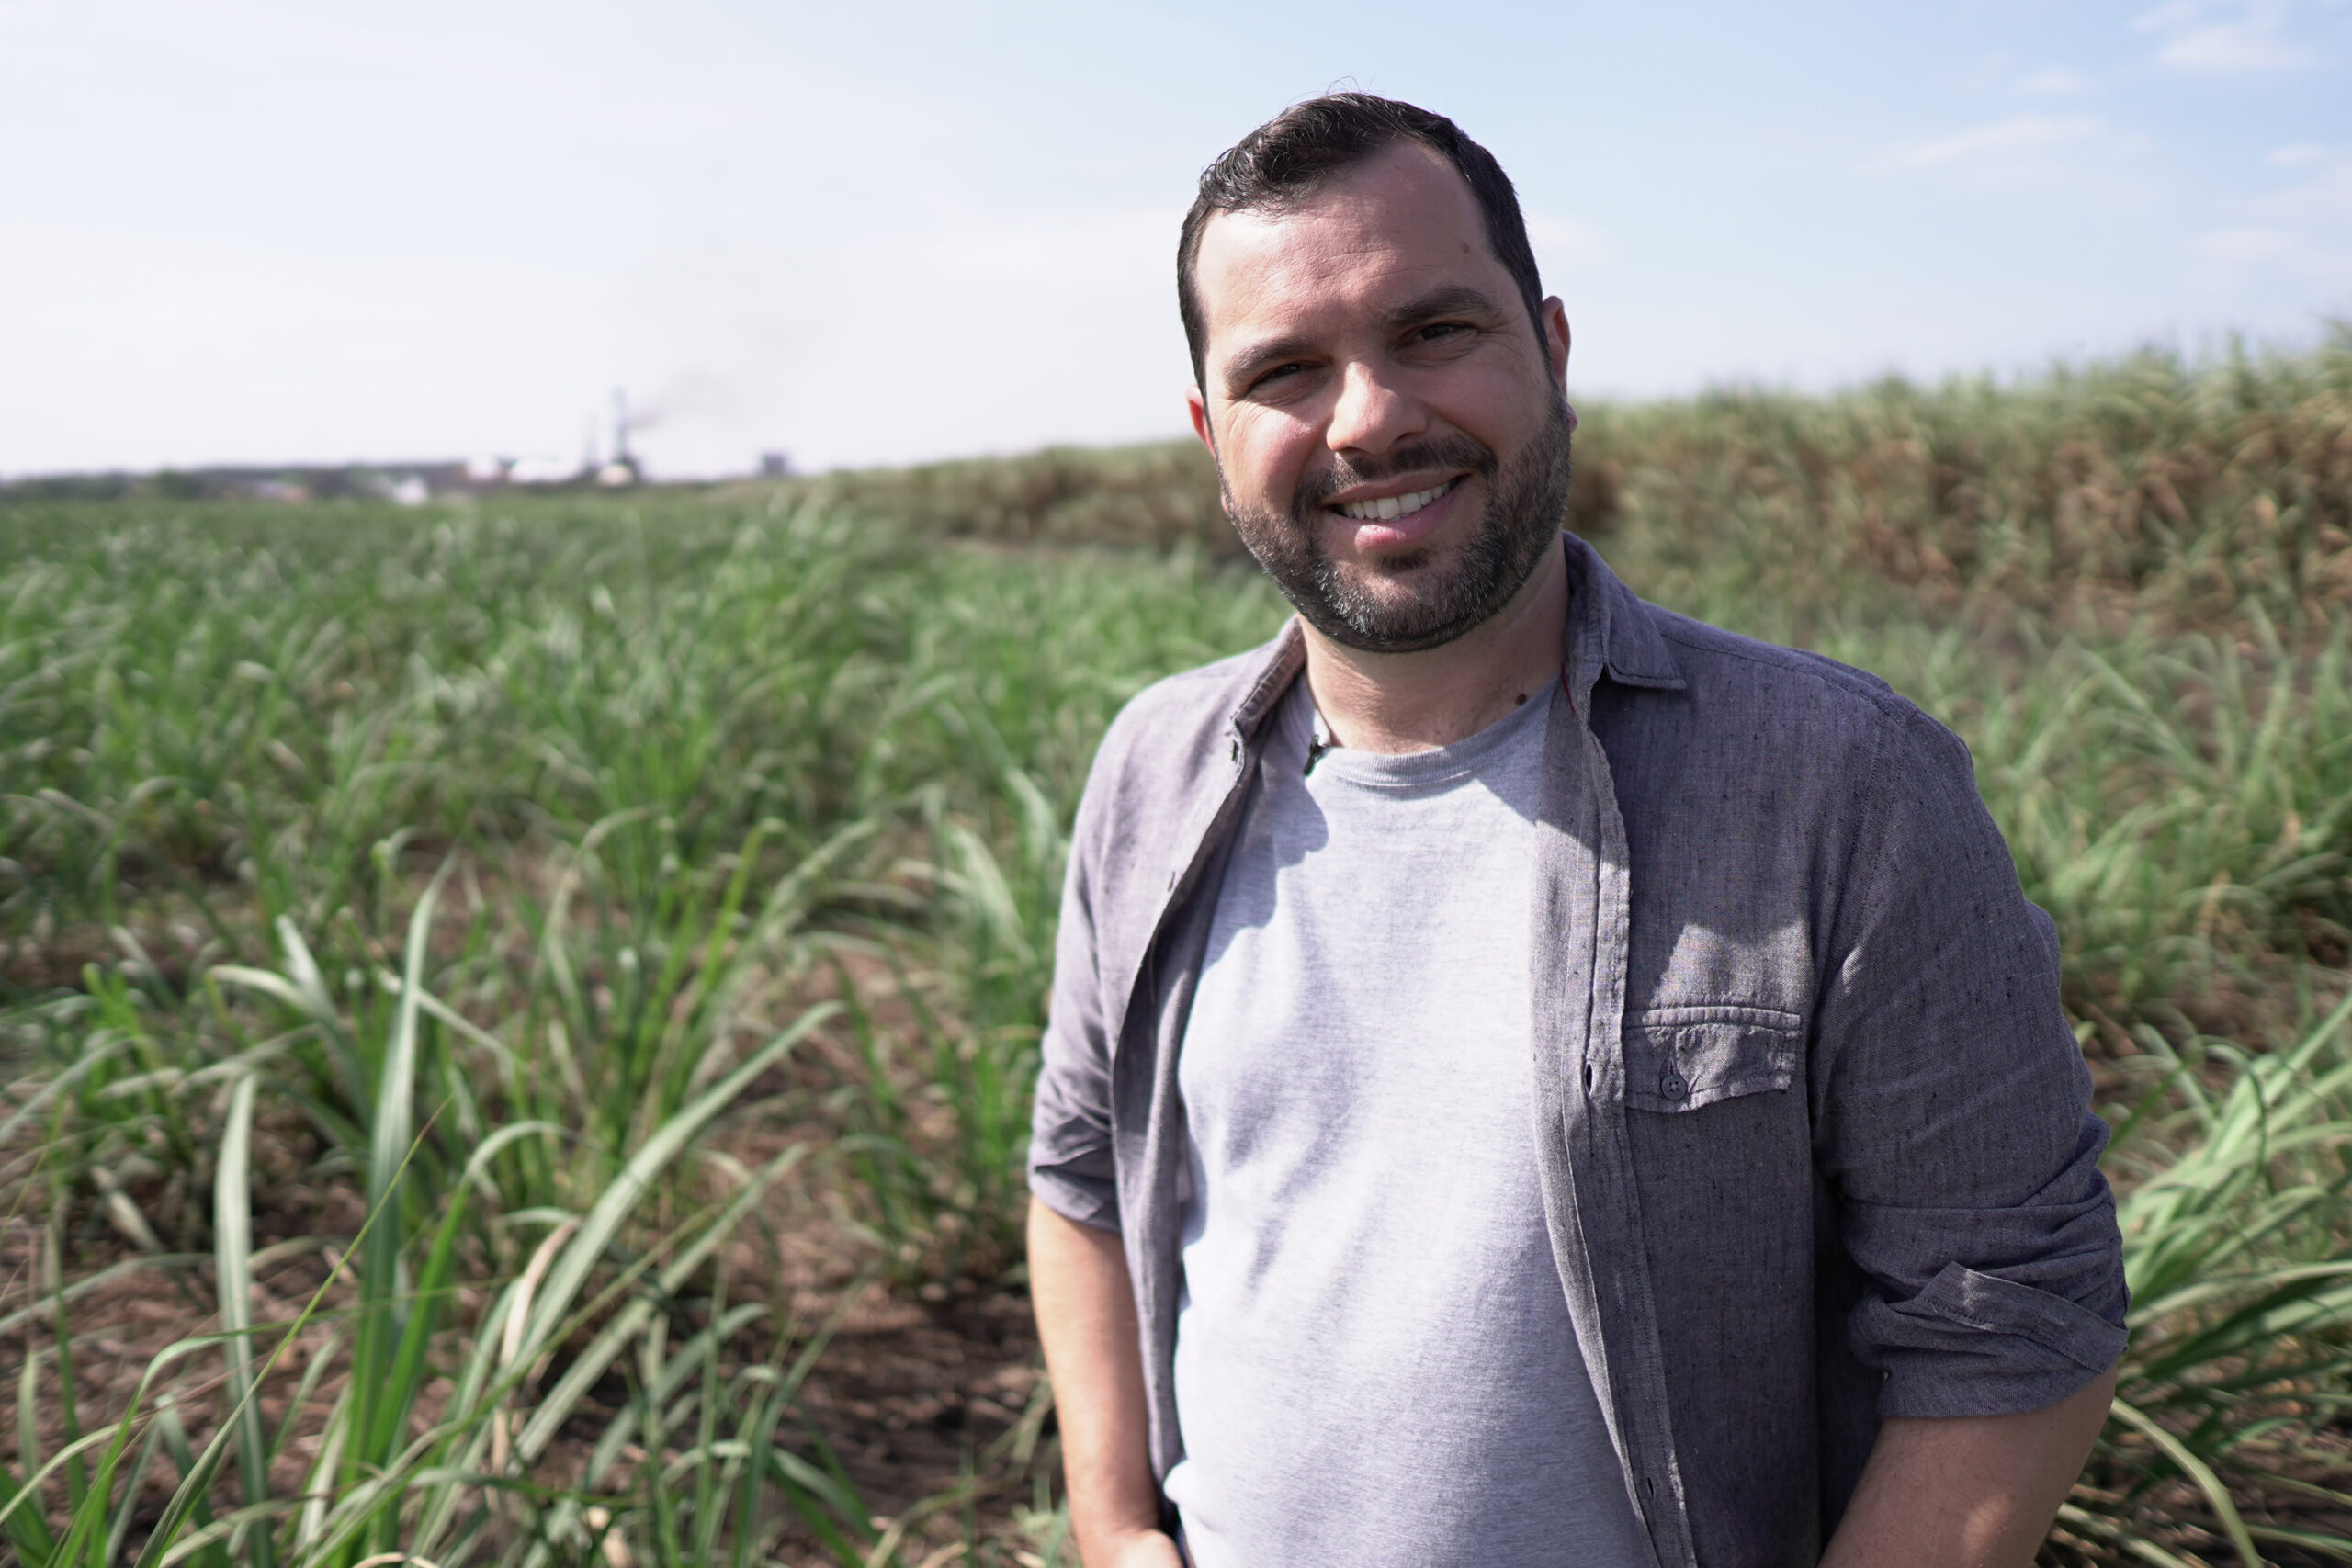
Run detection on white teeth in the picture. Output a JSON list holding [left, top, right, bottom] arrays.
[[1338, 481, 1450, 523]]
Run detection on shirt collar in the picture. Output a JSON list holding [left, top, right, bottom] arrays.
[[1563, 531, 1688, 693]]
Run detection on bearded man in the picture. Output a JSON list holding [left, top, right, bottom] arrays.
[[1026, 93, 2125, 1568]]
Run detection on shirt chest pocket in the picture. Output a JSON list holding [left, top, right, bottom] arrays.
[[1621, 1005, 1802, 1112]]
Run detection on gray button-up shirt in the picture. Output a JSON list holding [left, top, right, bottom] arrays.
[[1028, 534, 2128, 1568]]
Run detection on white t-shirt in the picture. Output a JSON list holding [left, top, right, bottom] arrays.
[[1164, 678, 1649, 1568]]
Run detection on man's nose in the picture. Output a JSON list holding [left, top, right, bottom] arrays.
[[1324, 359, 1424, 458]]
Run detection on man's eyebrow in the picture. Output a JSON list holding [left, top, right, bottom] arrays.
[[1384, 284, 1507, 330], [1220, 333, 1319, 391]]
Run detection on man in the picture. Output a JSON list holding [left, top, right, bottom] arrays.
[[1027, 94, 2126, 1568]]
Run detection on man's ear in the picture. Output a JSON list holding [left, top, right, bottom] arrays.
[[1186, 386, 1217, 457], [1542, 296, 1572, 396]]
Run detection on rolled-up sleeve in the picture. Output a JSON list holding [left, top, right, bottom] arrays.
[[1027, 765, 1122, 1233], [1815, 706, 2129, 1417]]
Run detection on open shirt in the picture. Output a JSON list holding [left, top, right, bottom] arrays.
[[1028, 534, 2128, 1568]]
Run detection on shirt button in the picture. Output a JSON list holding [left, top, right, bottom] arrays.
[[1660, 1068, 1689, 1101]]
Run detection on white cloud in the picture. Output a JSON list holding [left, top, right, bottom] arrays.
[[2015, 66, 2093, 96], [2256, 150, 2352, 220], [2202, 225, 2300, 262], [2267, 141, 2331, 167], [2134, 0, 2312, 74], [2195, 222, 2352, 288], [1871, 113, 2120, 172], [2197, 148, 2352, 289]]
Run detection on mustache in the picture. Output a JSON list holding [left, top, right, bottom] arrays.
[[1291, 434, 1499, 514]]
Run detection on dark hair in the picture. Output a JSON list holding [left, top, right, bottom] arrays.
[[1177, 93, 1546, 392]]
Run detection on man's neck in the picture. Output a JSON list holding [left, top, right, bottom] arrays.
[[1300, 542, 1570, 755]]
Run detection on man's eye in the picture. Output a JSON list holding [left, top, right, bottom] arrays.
[[1415, 321, 1470, 344], [1251, 362, 1307, 391]]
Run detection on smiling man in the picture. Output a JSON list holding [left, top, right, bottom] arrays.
[[1026, 95, 2126, 1568]]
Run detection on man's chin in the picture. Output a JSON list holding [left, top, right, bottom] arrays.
[[1230, 495, 1535, 653], [1330, 544, 1441, 587], [1300, 581, 1491, 654]]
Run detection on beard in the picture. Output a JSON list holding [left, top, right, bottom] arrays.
[[1217, 395, 1576, 654]]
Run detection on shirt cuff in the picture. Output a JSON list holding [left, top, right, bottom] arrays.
[[1027, 1162, 1122, 1234], [1855, 1261, 2128, 1418]]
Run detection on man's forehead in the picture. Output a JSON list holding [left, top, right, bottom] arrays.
[[1192, 143, 1501, 339]]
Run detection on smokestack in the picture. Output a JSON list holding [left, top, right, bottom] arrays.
[[595, 389, 642, 488]]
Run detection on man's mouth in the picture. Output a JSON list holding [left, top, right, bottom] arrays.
[[1329, 477, 1459, 523]]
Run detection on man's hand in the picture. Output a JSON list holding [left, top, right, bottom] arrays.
[[1029, 1198, 1185, 1568], [1822, 1364, 2118, 1568]]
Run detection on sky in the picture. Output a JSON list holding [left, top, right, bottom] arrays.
[[3, 0, 2349, 479]]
